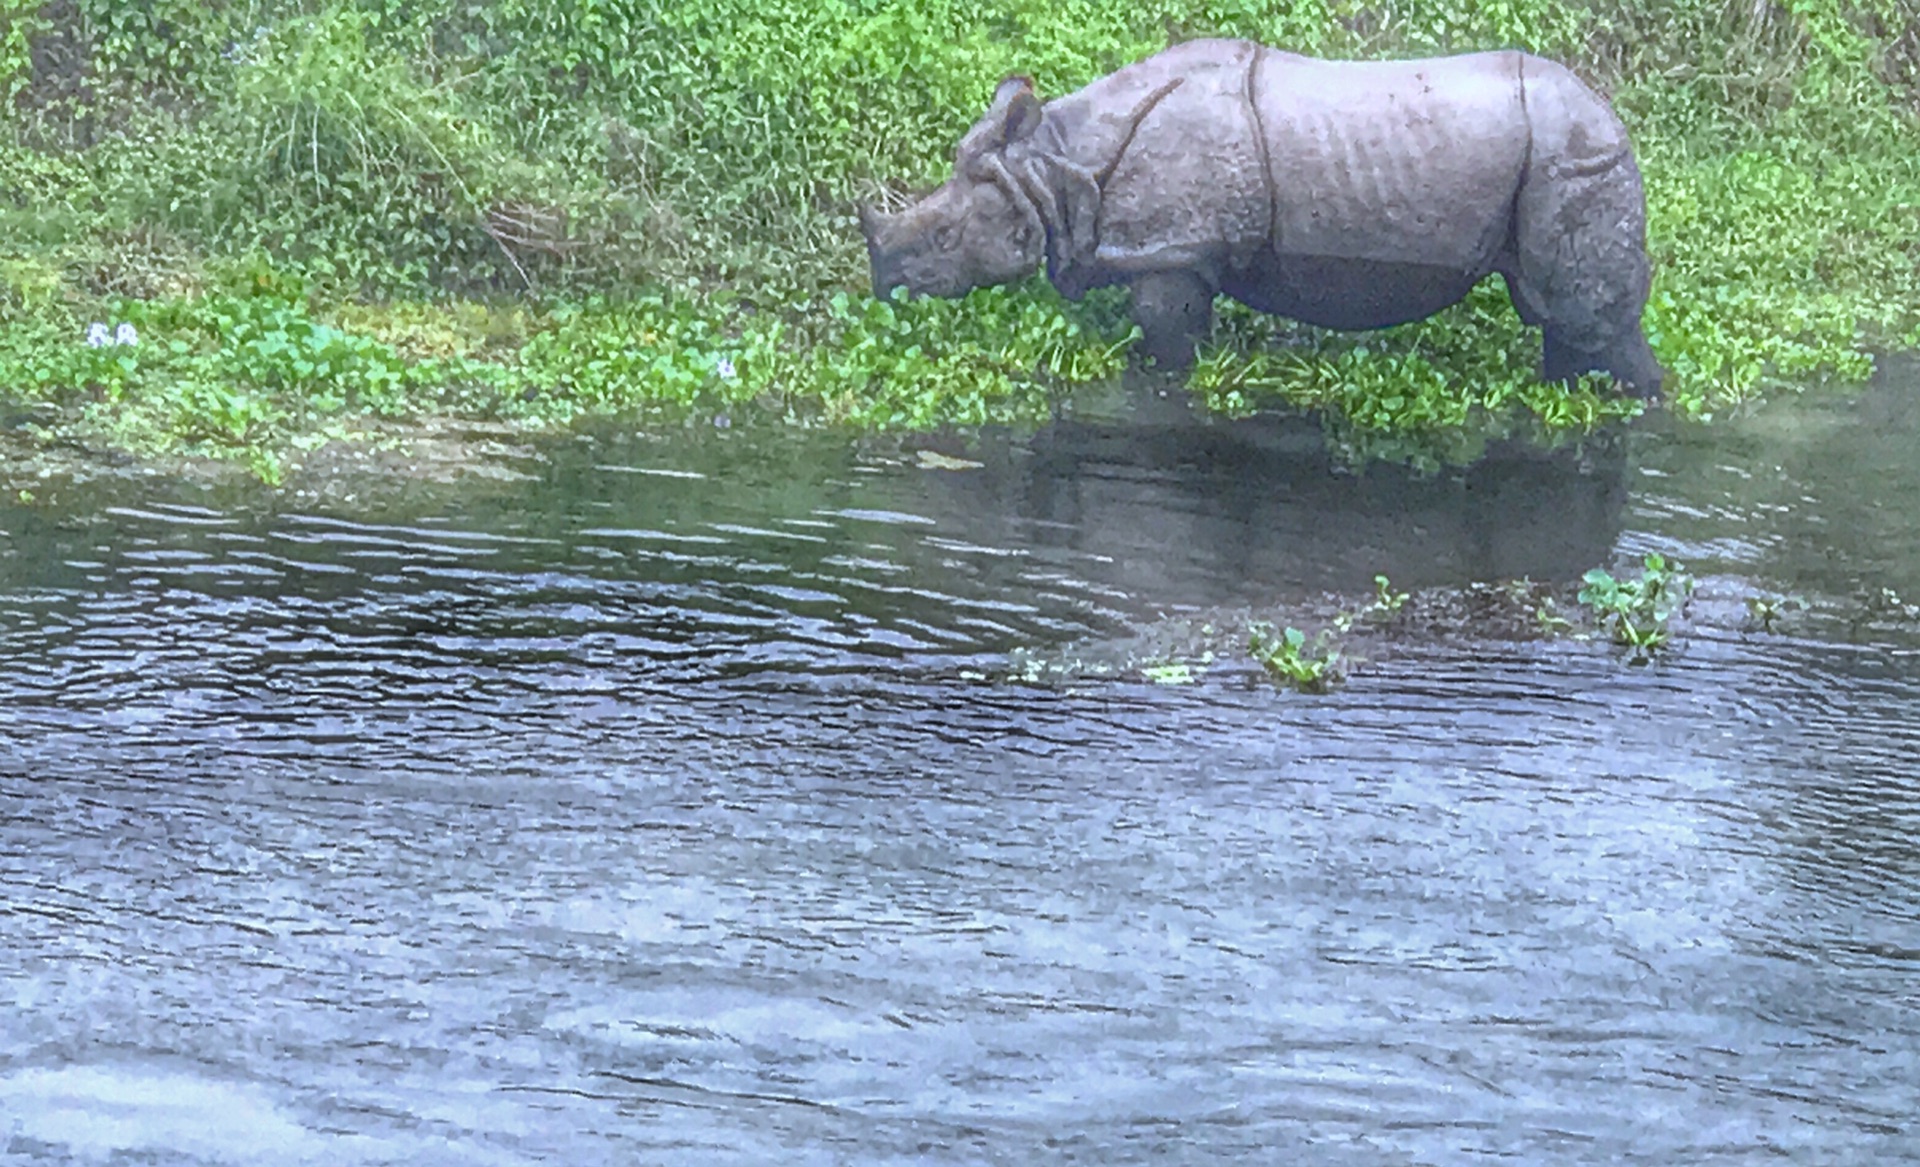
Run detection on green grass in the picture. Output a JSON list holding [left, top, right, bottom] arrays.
[[2, 0, 1917, 479]]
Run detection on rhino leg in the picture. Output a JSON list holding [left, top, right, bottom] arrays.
[[1509, 187, 1666, 399], [1129, 270, 1215, 371], [1510, 60, 1667, 400], [1542, 327, 1665, 401]]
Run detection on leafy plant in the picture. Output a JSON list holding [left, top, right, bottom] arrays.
[[1577, 553, 1696, 657], [1140, 661, 1196, 685], [1745, 592, 1809, 632], [1534, 596, 1577, 636], [1369, 574, 1410, 619], [1248, 622, 1345, 693]]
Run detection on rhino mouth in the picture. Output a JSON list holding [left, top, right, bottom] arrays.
[[859, 204, 912, 298], [869, 254, 909, 299]]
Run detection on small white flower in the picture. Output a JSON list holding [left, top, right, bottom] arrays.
[[715, 356, 737, 380], [86, 322, 112, 348], [114, 322, 139, 347]]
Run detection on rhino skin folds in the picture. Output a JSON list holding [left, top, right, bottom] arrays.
[[861, 38, 1667, 399]]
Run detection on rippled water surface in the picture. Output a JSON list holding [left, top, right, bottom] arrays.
[[3, 373, 1919, 1164]]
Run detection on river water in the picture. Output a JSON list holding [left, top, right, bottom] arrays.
[[2, 371, 1918, 1164]]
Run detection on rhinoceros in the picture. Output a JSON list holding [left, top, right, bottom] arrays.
[[859, 38, 1666, 398]]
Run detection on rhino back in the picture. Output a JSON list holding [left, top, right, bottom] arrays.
[[1256, 49, 1531, 272], [1038, 39, 1275, 278], [1067, 38, 1274, 276]]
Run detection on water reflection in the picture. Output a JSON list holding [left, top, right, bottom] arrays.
[[1629, 359, 1920, 602], [956, 411, 1630, 602], [2, 378, 1919, 1164]]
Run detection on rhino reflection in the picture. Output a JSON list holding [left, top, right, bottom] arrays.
[[916, 406, 1630, 606]]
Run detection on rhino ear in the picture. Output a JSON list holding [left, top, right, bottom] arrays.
[[994, 76, 1043, 143], [956, 76, 1043, 181]]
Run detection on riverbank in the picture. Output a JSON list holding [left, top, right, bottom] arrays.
[[2, 1, 1917, 482]]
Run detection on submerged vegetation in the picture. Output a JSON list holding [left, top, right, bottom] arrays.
[[999, 553, 1920, 694], [2, 0, 1918, 478]]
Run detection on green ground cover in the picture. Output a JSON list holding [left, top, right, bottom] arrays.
[[2, 0, 1916, 480]]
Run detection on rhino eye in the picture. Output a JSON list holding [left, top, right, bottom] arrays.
[[933, 224, 958, 251]]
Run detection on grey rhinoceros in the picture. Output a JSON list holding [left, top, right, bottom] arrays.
[[860, 38, 1666, 398]]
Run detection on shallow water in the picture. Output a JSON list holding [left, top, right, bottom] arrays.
[[2, 372, 1919, 1165]]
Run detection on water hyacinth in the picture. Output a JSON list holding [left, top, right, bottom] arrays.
[[715, 356, 737, 380], [114, 322, 139, 347]]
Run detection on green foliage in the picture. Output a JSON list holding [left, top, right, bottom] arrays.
[[1, 0, 1917, 472], [1188, 281, 1643, 470], [0, 0, 47, 106], [1370, 574, 1410, 618], [1331, 573, 1413, 632], [1534, 595, 1577, 636], [0, 264, 1131, 478], [797, 284, 1134, 427], [1745, 592, 1810, 631], [1248, 622, 1345, 693], [515, 293, 776, 416], [1577, 553, 1696, 657], [1140, 661, 1198, 685]]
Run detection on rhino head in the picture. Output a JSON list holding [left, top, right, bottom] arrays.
[[860, 76, 1050, 300]]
